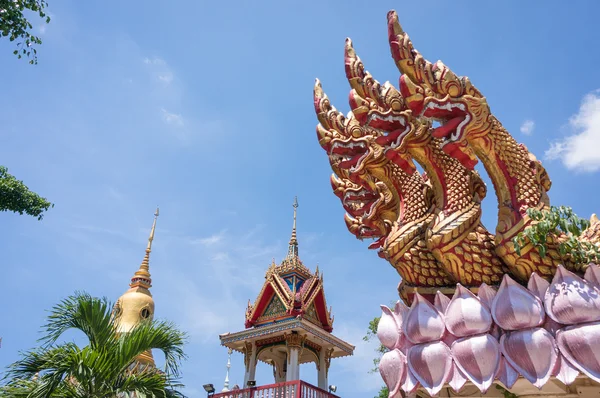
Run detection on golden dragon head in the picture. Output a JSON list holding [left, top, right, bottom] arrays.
[[345, 38, 428, 175], [330, 173, 392, 250], [387, 10, 491, 170], [315, 79, 387, 183], [315, 81, 399, 244]]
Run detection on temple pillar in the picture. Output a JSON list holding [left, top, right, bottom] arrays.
[[242, 342, 257, 387], [272, 355, 287, 383], [318, 347, 333, 390], [285, 332, 305, 382]]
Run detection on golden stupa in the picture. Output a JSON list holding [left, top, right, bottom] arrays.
[[113, 207, 159, 366]]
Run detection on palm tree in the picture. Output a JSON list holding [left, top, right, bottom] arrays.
[[1, 292, 187, 397]]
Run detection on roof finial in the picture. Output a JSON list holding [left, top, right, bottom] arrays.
[[286, 196, 299, 259], [130, 207, 159, 288], [222, 348, 233, 392]]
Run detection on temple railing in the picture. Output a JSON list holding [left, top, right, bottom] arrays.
[[211, 381, 339, 398]]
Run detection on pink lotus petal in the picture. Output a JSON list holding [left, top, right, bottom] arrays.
[[394, 300, 409, 319], [434, 291, 451, 313], [379, 349, 406, 396], [528, 273, 550, 301], [401, 367, 420, 395], [448, 363, 468, 392], [584, 263, 600, 287], [404, 293, 446, 344], [556, 321, 600, 384], [500, 328, 558, 388], [494, 356, 518, 389], [445, 285, 492, 337], [492, 275, 545, 330], [407, 341, 452, 396], [377, 305, 400, 350], [552, 354, 580, 386], [544, 265, 600, 325], [477, 283, 496, 310], [451, 334, 500, 393]]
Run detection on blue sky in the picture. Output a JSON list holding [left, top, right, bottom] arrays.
[[1, 1, 600, 397]]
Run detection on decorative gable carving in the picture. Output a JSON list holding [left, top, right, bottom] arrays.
[[260, 294, 287, 320]]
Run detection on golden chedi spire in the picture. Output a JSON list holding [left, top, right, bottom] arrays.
[[113, 208, 160, 367], [286, 196, 299, 259], [130, 207, 159, 288]]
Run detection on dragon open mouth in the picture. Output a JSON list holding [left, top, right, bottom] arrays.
[[422, 99, 470, 143], [343, 188, 380, 218], [330, 140, 369, 171], [418, 97, 478, 169], [367, 112, 411, 150]]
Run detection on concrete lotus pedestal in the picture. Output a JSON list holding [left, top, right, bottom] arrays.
[[377, 265, 600, 397]]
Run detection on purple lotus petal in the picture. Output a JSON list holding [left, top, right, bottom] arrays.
[[556, 321, 600, 383], [584, 263, 600, 287], [477, 283, 496, 310], [552, 354, 580, 386], [434, 291, 451, 313], [451, 334, 500, 393], [500, 328, 558, 388], [407, 341, 453, 396], [377, 305, 400, 350], [448, 363, 468, 393], [528, 272, 550, 301], [379, 349, 406, 396], [404, 293, 446, 344], [401, 367, 420, 395], [445, 285, 492, 337], [545, 265, 600, 325], [494, 356, 518, 389], [492, 274, 545, 330]]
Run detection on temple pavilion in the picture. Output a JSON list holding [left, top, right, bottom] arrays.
[[215, 198, 355, 396]]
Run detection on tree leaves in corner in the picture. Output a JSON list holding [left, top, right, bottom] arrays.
[[0, 0, 51, 64], [0, 166, 53, 220]]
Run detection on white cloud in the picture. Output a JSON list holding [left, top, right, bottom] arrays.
[[193, 230, 227, 247], [161, 108, 184, 126], [520, 119, 535, 135], [144, 57, 174, 86], [545, 90, 600, 172]]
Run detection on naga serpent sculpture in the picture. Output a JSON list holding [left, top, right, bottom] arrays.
[[344, 39, 507, 287], [314, 10, 600, 291], [386, 10, 599, 281], [315, 80, 455, 289]]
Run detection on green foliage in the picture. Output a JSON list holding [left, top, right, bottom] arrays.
[[376, 385, 389, 398], [0, 292, 188, 398], [512, 206, 600, 269], [496, 384, 518, 398], [365, 315, 390, 397], [0, 0, 50, 64], [0, 166, 53, 220]]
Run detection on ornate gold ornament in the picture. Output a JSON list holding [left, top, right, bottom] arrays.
[[313, 10, 600, 294]]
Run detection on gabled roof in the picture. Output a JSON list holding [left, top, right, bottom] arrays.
[[244, 198, 335, 332], [245, 257, 334, 332]]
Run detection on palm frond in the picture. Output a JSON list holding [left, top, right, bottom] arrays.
[[40, 291, 116, 350], [117, 320, 187, 378]]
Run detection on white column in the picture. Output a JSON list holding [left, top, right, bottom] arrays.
[[243, 342, 257, 387], [286, 346, 300, 381], [272, 356, 287, 383], [317, 349, 328, 390], [285, 333, 304, 382]]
